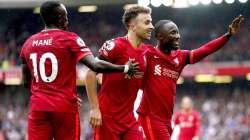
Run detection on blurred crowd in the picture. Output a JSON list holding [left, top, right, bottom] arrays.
[[0, 86, 94, 140], [175, 82, 250, 140], [0, 4, 250, 70], [0, 82, 249, 140]]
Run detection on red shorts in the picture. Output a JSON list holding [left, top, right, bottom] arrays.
[[139, 115, 172, 140], [28, 111, 80, 140], [94, 116, 143, 140]]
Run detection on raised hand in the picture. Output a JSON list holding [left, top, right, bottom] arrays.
[[228, 14, 244, 36]]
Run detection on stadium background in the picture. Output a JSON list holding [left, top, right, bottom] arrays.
[[0, 0, 249, 139]]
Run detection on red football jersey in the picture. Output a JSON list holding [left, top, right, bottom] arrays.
[[174, 110, 201, 140], [137, 49, 189, 122], [98, 37, 150, 123], [20, 29, 92, 113]]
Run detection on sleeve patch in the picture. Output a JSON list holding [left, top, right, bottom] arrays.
[[76, 37, 86, 47]]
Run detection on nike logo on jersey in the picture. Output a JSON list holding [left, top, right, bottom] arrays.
[[174, 58, 179, 65]]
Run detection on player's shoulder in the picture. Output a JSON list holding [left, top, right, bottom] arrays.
[[170, 49, 189, 60], [111, 36, 127, 46], [22, 32, 41, 46], [180, 49, 189, 54], [46, 30, 79, 40], [142, 43, 155, 50], [102, 37, 125, 50], [57, 30, 87, 46], [26, 32, 41, 40], [173, 49, 188, 54], [57, 30, 79, 39], [141, 44, 157, 55], [177, 50, 189, 57]]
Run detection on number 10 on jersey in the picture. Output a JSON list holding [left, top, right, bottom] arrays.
[[30, 52, 58, 83]]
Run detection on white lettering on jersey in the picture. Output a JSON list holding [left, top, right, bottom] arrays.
[[77, 37, 86, 47], [154, 64, 180, 80], [154, 64, 162, 76], [32, 38, 52, 46]]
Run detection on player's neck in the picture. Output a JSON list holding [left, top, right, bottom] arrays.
[[157, 44, 171, 54], [44, 25, 61, 31], [158, 42, 178, 54], [127, 31, 142, 49]]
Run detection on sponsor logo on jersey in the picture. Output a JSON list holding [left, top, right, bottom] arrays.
[[154, 65, 162, 76], [153, 64, 180, 80]]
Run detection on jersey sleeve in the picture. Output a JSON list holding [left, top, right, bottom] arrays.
[[98, 39, 118, 62], [189, 34, 229, 64], [69, 34, 93, 62]]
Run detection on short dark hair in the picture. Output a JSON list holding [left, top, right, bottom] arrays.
[[122, 5, 151, 29], [154, 20, 172, 37], [40, 1, 62, 26]]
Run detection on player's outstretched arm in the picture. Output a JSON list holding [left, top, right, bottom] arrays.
[[79, 54, 139, 75], [187, 15, 244, 64], [85, 69, 102, 128]]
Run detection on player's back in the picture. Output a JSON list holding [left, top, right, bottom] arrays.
[[20, 29, 91, 113], [98, 37, 150, 123]]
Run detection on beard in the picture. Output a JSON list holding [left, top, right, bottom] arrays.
[[161, 42, 179, 52]]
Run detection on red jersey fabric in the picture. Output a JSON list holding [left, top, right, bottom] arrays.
[[20, 29, 92, 113], [174, 111, 201, 140], [138, 35, 229, 123], [137, 48, 189, 122], [98, 37, 150, 124]]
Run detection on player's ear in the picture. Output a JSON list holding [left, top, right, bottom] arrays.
[[156, 32, 164, 40], [58, 14, 63, 24], [129, 20, 136, 32]]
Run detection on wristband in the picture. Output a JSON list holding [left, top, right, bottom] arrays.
[[124, 65, 129, 73]]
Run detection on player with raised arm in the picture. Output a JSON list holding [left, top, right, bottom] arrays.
[[137, 15, 244, 140], [20, 1, 139, 140], [85, 5, 154, 140]]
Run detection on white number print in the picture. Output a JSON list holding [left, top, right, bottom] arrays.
[[30, 52, 58, 83]]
